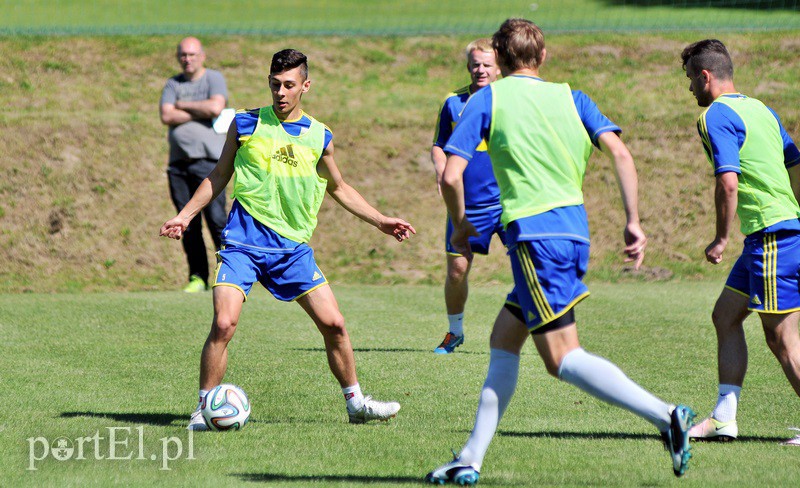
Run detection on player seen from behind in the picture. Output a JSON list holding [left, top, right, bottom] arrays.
[[426, 18, 696, 485]]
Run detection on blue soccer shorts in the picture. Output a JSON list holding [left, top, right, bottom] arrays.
[[506, 239, 590, 331], [445, 205, 506, 256], [213, 243, 328, 302], [725, 230, 800, 313]]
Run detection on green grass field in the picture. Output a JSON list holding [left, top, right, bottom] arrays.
[[2, 1, 799, 34], [3, 282, 800, 486]]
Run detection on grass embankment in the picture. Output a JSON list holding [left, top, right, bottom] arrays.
[[1, 33, 799, 292]]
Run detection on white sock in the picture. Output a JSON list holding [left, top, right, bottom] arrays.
[[448, 313, 464, 336], [197, 389, 209, 410], [712, 384, 741, 422], [343, 383, 364, 412], [558, 348, 672, 432], [459, 349, 520, 472]]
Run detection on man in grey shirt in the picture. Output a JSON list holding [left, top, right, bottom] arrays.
[[160, 37, 228, 293]]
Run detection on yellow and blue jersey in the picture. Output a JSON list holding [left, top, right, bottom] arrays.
[[434, 85, 500, 209], [225, 108, 333, 250], [698, 93, 800, 234], [215, 107, 334, 302], [444, 75, 621, 245], [236, 108, 333, 149]]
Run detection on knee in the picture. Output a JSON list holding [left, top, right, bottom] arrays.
[[543, 360, 561, 378], [711, 307, 725, 328], [211, 314, 238, 342], [763, 330, 790, 361], [447, 266, 468, 284], [319, 313, 346, 337], [711, 306, 738, 331]]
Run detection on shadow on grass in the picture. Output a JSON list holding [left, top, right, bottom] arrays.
[[60, 411, 184, 426], [61, 411, 323, 426], [234, 472, 421, 484], [499, 430, 790, 443], [292, 347, 487, 355]]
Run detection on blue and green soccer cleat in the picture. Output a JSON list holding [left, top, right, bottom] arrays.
[[662, 404, 696, 477], [425, 451, 479, 485], [434, 333, 464, 354]]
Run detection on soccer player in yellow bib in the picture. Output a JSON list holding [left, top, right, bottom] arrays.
[[160, 49, 415, 428], [681, 40, 800, 446], [426, 19, 695, 484]]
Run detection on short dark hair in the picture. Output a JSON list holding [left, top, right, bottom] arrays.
[[681, 39, 733, 80], [270, 49, 308, 79], [492, 18, 545, 71]]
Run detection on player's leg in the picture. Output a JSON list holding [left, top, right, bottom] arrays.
[[533, 322, 695, 477], [534, 323, 672, 428], [189, 246, 255, 430], [435, 211, 494, 354], [522, 239, 692, 476], [435, 253, 471, 353], [189, 285, 245, 430], [445, 253, 471, 318], [689, 287, 749, 441], [200, 285, 245, 389], [458, 307, 527, 466], [757, 231, 800, 397], [264, 245, 358, 389], [760, 311, 800, 396], [426, 306, 527, 485], [296, 284, 356, 388], [713, 289, 750, 386], [296, 284, 401, 423]]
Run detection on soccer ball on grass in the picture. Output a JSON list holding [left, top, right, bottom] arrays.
[[201, 384, 251, 431]]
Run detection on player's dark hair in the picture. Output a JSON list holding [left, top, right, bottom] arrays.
[[681, 39, 733, 80], [270, 49, 308, 79], [492, 18, 545, 71]]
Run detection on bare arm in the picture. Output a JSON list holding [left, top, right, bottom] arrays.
[[159, 95, 226, 126], [441, 154, 468, 227], [159, 123, 238, 239], [441, 153, 478, 256], [789, 164, 800, 204], [431, 145, 447, 195], [160, 103, 192, 126], [597, 131, 646, 269], [318, 141, 415, 241], [705, 171, 738, 264], [175, 95, 226, 119]]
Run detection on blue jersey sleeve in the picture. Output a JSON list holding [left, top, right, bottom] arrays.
[[443, 87, 492, 161], [234, 109, 259, 137], [434, 97, 456, 147], [571, 90, 621, 148], [697, 103, 744, 175], [766, 106, 800, 169]]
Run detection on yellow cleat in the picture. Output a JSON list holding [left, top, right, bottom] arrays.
[[183, 275, 208, 293], [688, 416, 737, 441]]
